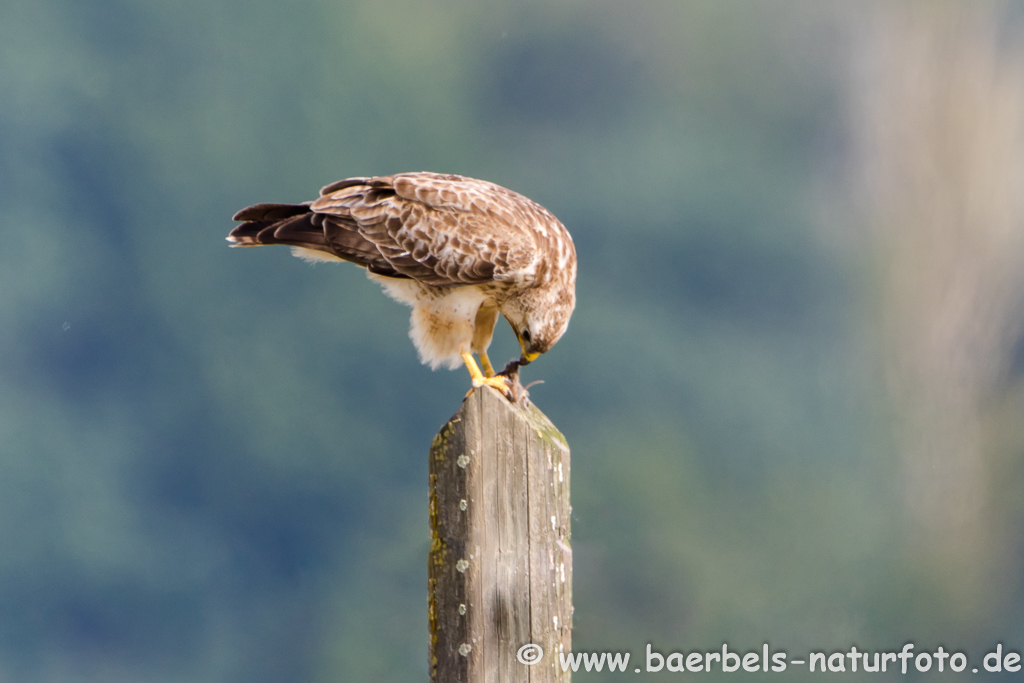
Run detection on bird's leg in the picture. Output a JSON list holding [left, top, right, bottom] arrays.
[[462, 351, 513, 398], [478, 351, 496, 378], [471, 304, 500, 378]]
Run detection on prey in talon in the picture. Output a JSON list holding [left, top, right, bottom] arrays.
[[227, 173, 576, 401], [494, 358, 536, 406]]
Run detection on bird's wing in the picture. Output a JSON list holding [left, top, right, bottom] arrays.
[[230, 200, 406, 276], [310, 173, 543, 286]]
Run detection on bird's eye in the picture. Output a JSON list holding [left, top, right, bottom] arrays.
[[521, 329, 532, 343]]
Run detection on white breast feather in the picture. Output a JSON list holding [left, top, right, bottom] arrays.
[[368, 273, 488, 370]]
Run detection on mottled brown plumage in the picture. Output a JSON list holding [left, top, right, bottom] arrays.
[[228, 172, 576, 397]]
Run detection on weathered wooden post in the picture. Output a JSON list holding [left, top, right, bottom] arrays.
[[429, 386, 572, 682]]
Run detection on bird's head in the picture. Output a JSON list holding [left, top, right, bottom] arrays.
[[503, 285, 576, 366]]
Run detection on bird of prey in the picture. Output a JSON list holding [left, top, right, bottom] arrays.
[[227, 172, 576, 399]]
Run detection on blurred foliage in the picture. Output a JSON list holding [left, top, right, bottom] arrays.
[[1, 0, 1023, 681]]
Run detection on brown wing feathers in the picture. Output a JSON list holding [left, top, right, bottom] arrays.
[[230, 173, 534, 286], [228, 202, 320, 247], [229, 197, 406, 277]]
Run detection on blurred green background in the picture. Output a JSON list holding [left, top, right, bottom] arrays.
[[2, 0, 1023, 680]]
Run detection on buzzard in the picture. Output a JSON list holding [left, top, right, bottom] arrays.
[[227, 172, 576, 399]]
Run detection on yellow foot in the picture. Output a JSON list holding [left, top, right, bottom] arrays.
[[462, 352, 513, 399], [470, 375, 514, 398]]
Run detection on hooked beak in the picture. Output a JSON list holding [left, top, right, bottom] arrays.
[[519, 351, 539, 366], [517, 333, 540, 366]]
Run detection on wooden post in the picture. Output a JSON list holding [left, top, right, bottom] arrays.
[[429, 386, 572, 682]]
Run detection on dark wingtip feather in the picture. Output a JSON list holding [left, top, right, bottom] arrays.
[[227, 220, 272, 244], [320, 177, 371, 195], [232, 202, 312, 222]]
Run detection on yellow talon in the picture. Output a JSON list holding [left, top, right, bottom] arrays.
[[462, 352, 512, 398]]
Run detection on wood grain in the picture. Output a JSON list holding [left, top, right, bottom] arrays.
[[429, 387, 572, 682]]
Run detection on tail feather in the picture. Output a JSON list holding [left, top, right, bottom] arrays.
[[228, 203, 324, 249], [231, 202, 312, 222], [227, 200, 407, 278]]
